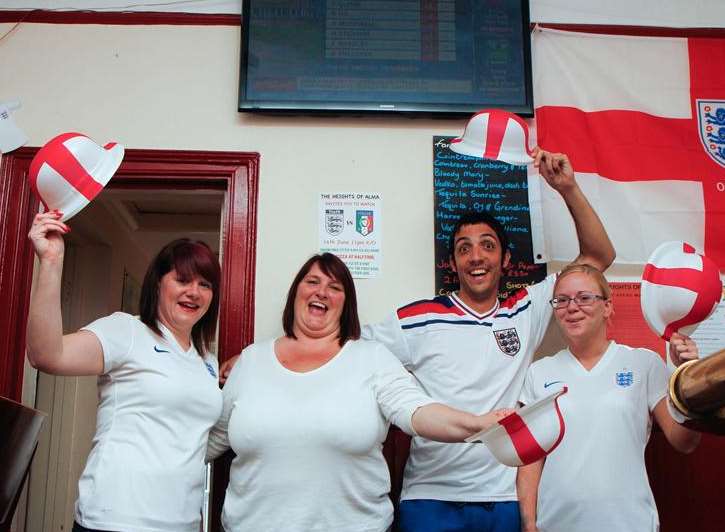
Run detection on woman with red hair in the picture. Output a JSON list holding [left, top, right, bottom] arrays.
[[27, 210, 223, 532]]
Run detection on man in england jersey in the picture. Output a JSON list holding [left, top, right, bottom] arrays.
[[362, 148, 616, 532]]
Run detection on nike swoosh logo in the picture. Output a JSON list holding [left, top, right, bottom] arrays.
[[544, 380, 564, 388], [154, 345, 170, 354]]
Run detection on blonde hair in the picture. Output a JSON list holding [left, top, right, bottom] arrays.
[[554, 263, 611, 299]]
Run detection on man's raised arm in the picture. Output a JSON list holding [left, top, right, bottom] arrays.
[[533, 147, 615, 271]]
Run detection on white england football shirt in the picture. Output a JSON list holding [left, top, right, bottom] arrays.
[[76, 312, 222, 532], [363, 274, 556, 502], [520, 342, 669, 532]]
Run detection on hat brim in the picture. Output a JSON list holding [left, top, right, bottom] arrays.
[[94, 143, 125, 188], [58, 197, 90, 223], [465, 387, 567, 466], [58, 143, 124, 223]]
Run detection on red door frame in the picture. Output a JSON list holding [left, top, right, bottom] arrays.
[[0, 147, 259, 401]]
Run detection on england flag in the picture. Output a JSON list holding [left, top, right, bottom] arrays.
[[531, 28, 725, 271]]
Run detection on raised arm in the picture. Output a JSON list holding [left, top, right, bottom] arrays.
[[411, 404, 513, 442], [533, 147, 615, 271], [26, 211, 104, 376], [517, 458, 544, 532]]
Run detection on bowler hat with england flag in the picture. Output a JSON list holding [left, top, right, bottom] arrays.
[[29, 132, 124, 222]]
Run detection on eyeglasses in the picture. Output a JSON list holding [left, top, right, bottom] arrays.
[[549, 292, 606, 309]]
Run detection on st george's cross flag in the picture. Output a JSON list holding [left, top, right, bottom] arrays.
[[531, 28, 725, 270]]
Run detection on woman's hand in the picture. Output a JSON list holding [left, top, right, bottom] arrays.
[[478, 408, 514, 432], [28, 210, 69, 262], [219, 354, 240, 385], [413, 405, 514, 443], [669, 333, 699, 367]]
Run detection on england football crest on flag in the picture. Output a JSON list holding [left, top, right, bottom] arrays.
[[325, 209, 344, 236], [697, 100, 725, 168], [616, 370, 634, 388], [493, 328, 521, 356], [356, 210, 374, 236]]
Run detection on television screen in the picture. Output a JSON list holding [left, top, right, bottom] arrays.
[[239, 0, 533, 116]]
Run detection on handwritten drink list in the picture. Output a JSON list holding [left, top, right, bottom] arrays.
[[433, 136, 546, 299]]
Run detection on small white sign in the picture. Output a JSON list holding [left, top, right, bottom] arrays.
[[691, 291, 725, 358], [319, 192, 382, 278], [0, 100, 28, 154]]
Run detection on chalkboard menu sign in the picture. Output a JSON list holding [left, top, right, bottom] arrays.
[[434, 136, 546, 300]]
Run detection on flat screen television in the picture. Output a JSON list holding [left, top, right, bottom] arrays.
[[239, 0, 533, 116]]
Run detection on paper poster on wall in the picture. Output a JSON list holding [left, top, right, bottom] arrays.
[[607, 282, 666, 358], [433, 136, 545, 299], [691, 292, 725, 358], [319, 192, 382, 278]]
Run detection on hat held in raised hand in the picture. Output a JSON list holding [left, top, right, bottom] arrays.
[[465, 387, 568, 467], [29, 132, 124, 222], [641, 241, 722, 341], [449, 109, 534, 165]]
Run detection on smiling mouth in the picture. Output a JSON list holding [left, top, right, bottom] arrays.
[[308, 301, 328, 314], [178, 302, 200, 311], [468, 267, 490, 278]]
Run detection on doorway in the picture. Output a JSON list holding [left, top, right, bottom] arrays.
[[0, 147, 258, 532], [24, 187, 224, 531]]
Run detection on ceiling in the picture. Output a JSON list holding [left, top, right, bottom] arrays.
[[70, 188, 224, 259]]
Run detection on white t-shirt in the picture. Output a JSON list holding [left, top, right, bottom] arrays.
[[207, 338, 436, 532], [520, 342, 669, 532], [76, 312, 223, 532], [363, 275, 555, 502]]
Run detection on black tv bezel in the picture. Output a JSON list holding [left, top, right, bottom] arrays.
[[238, 0, 533, 117]]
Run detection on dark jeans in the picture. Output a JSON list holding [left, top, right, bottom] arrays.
[[398, 499, 521, 532]]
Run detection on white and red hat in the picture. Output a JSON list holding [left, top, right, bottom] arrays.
[[449, 109, 534, 165], [465, 387, 568, 467], [641, 241, 722, 341], [28, 132, 124, 222]]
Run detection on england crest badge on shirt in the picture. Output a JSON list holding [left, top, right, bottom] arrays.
[[615, 370, 634, 388], [697, 100, 725, 168], [494, 328, 521, 356]]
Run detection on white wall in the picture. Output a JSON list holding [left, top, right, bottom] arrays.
[[1, 22, 473, 340]]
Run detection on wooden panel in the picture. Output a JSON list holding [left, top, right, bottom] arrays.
[[0, 10, 239, 25], [0, 151, 38, 402], [646, 430, 725, 532], [2, 10, 725, 38], [382, 426, 411, 506]]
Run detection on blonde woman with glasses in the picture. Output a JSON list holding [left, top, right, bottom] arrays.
[[516, 263, 701, 532]]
